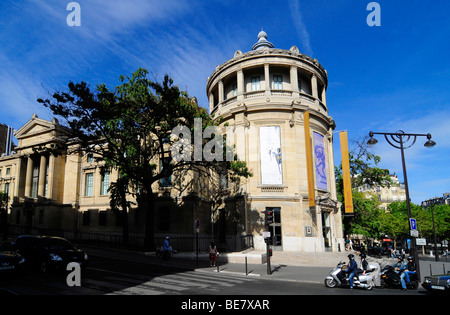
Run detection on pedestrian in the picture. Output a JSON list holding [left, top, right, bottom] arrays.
[[163, 236, 171, 260], [347, 254, 358, 290], [208, 242, 218, 266], [345, 236, 350, 251]]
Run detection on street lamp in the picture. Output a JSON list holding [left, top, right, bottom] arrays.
[[367, 130, 436, 281], [421, 197, 443, 262]]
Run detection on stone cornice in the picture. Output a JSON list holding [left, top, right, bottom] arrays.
[[206, 47, 328, 93]]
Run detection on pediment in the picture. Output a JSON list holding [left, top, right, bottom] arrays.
[[15, 114, 56, 139]]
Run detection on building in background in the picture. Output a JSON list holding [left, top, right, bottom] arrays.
[[357, 173, 406, 209]]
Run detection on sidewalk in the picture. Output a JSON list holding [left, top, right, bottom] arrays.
[[84, 244, 391, 284], [171, 250, 394, 284]]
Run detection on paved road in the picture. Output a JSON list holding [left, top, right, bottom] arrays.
[[0, 253, 428, 296]]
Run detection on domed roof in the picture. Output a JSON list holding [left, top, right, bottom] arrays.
[[252, 29, 274, 51]]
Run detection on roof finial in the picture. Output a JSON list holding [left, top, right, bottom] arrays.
[[252, 29, 274, 50]]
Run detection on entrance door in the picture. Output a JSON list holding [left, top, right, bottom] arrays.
[[266, 207, 282, 248], [321, 211, 332, 251]]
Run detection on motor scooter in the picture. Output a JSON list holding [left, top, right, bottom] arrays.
[[324, 261, 377, 290], [379, 265, 418, 289]]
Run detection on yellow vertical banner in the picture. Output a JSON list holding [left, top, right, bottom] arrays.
[[304, 111, 315, 207], [339, 131, 354, 213]]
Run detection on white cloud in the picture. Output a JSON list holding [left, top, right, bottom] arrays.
[[287, 0, 313, 56]]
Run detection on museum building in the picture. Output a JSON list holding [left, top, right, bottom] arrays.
[[207, 31, 343, 252], [0, 32, 344, 252]]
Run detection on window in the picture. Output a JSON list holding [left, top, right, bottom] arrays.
[[273, 75, 283, 89], [101, 171, 110, 195], [85, 173, 94, 196], [32, 165, 39, 198], [87, 153, 94, 163], [4, 183, 9, 195], [160, 158, 172, 187], [232, 83, 237, 96], [82, 211, 91, 226], [6, 168, 10, 175], [251, 76, 260, 91], [98, 211, 107, 226], [219, 171, 228, 190], [44, 163, 49, 197]]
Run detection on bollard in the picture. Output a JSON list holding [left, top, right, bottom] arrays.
[[245, 257, 248, 275]]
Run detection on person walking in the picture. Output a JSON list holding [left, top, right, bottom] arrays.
[[208, 242, 218, 266], [163, 236, 171, 260]]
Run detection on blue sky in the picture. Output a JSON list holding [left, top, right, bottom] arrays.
[[1, 0, 449, 204]]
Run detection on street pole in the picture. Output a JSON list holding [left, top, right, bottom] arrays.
[[398, 136, 421, 280], [368, 130, 437, 282], [431, 205, 439, 262]]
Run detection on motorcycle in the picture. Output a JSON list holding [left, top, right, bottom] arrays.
[[379, 265, 418, 289], [325, 261, 377, 290]]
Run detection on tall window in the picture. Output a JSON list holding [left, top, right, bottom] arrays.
[[232, 83, 237, 96], [44, 163, 49, 197], [273, 75, 283, 89], [101, 171, 110, 195], [85, 172, 94, 196], [31, 165, 39, 198], [251, 76, 260, 91]]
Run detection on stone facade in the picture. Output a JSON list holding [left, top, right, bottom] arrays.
[[0, 32, 344, 253], [206, 32, 344, 252]]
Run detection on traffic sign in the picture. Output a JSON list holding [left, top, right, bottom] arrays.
[[416, 238, 427, 246], [410, 230, 419, 237], [195, 219, 200, 233], [410, 218, 417, 230]]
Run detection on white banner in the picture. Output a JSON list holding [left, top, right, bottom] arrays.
[[260, 126, 282, 185]]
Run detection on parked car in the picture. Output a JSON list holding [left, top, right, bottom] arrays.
[[422, 274, 450, 294], [0, 242, 25, 274], [12, 235, 88, 273], [368, 244, 389, 257]]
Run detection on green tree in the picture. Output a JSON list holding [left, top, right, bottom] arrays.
[[381, 201, 410, 247], [335, 136, 392, 237], [38, 68, 252, 250], [346, 191, 384, 239]]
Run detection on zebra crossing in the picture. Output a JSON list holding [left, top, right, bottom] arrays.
[[0, 264, 260, 295], [101, 269, 257, 295]]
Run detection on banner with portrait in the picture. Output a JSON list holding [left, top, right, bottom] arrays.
[[259, 126, 283, 185], [313, 132, 328, 190]]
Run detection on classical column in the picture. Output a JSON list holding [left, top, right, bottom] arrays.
[[14, 157, 22, 198], [290, 66, 299, 98], [24, 156, 33, 197], [209, 93, 214, 113], [321, 87, 327, 107], [218, 79, 224, 104], [38, 155, 47, 197], [237, 69, 244, 101], [264, 64, 270, 97], [311, 74, 318, 99]]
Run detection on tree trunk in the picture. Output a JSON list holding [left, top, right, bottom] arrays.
[[143, 185, 155, 251], [120, 191, 129, 246]]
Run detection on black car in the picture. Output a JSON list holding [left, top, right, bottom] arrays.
[[422, 274, 450, 294], [13, 235, 88, 273], [0, 242, 25, 274]]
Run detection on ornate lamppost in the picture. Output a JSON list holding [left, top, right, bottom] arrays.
[[367, 130, 436, 281]]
